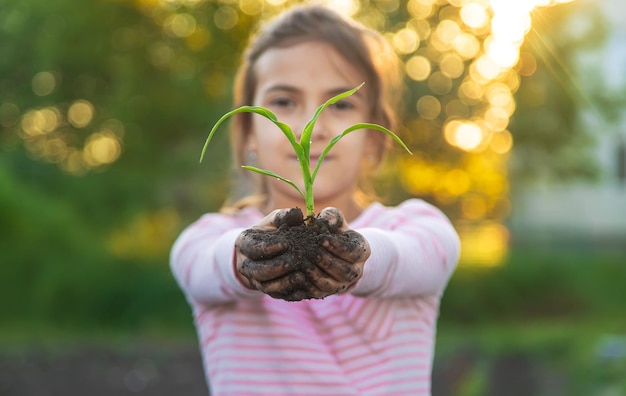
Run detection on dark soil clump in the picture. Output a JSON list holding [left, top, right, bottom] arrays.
[[240, 207, 355, 302]]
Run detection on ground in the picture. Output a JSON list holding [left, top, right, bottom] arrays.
[[0, 341, 555, 396], [0, 343, 209, 396]]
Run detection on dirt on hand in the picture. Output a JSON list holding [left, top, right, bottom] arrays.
[[238, 207, 367, 301]]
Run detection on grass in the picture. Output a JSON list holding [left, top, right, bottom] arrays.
[[431, 246, 626, 395], [0, 319, 199, 353], [438, 315, 625, 359], [434, 315, 626, 395], [3, 312, 624, 396]]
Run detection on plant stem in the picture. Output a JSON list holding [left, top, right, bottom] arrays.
[[298, 155, 315, 222]]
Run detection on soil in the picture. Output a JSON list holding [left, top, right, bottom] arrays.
[[240, 207, 357, 301]]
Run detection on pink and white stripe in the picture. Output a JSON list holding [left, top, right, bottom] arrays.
[[171, 199, 460, 395]]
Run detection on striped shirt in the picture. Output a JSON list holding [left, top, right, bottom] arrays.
[[170, 199, 460, 395]]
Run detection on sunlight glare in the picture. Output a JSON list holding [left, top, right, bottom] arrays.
[[473, 54, 501, 81], [393, 28, 420, 54], [486, 38, 519, 68], [517, 51, 538, 76], [444, 120, 484, 151], [320, 0, 360, 16], [485, 82, 513, 109], [453, 32, 480, 59], [455, 122, 483, 151], [460, 2, 489, 29]]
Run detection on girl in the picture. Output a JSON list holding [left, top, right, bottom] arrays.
[[171, 4, 460, 395]]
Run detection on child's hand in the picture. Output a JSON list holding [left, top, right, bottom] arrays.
[[303, 207, 369, 297], [234, 209, 298, 293], [234, 207, 370, 301]]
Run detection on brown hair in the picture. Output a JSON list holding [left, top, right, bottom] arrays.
[[224, 4, 403, 211]]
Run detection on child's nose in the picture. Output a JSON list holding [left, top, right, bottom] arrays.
[[293, 108, 331, 143], [308, 112, 332, 143]]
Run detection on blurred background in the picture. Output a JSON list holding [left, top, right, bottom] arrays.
[[1, 0, 625, 394]]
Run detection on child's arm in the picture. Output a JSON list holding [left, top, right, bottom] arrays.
[[170, 213, 264, 305], [351, 199, 460, 298]]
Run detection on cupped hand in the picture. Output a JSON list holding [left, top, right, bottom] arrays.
[[234, 208, 301, 290], [302, 207, 370, 297], [234, 207, 370, 301]]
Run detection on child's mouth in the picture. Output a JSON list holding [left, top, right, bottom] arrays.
[[291, 154, 331, 165]]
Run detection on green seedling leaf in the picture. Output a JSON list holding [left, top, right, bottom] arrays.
[[241, 165, 304, 198], [199, 106, 300, 163], [312, 122, 412, 182], [300, 83, 365, 152], [200, 83, 412, 220]]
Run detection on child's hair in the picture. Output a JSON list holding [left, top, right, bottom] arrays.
[[224, 4, 403, 211]]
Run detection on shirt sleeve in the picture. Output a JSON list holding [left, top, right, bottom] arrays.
[[170, 213, 264, 305], [350, 199, 460, 298]]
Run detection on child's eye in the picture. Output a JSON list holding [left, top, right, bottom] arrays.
[[329, 100, 354, 111], [269, 97, 295, 108]]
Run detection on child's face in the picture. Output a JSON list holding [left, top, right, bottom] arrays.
[[248, 41, 376, 209]]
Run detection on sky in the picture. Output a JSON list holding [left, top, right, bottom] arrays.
[[599, 0, 626, 88]]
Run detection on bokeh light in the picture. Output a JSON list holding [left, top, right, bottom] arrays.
[[32, 71, 57, 96], [83, 131, 122, 167], [406, 55, 431, 81], [68, 100, 95, 128], [21, 108, 60, 137], [8, 0, 576, 266], [214, 6, 239, 30], [164, 13, 197, 37], [392, 28, 420, 54]]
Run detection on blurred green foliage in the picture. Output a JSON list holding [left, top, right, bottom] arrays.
[[435, 248, 626, 395], [0, 0, 623, 339], [0, 156, 188, 331], [510, 2, 608, 184], [441, 249, 626, 325]]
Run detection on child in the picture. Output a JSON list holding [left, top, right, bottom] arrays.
[[171, 4, 460, 395]]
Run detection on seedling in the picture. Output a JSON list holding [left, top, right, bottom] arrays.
[[200, 83, 411, 222]]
